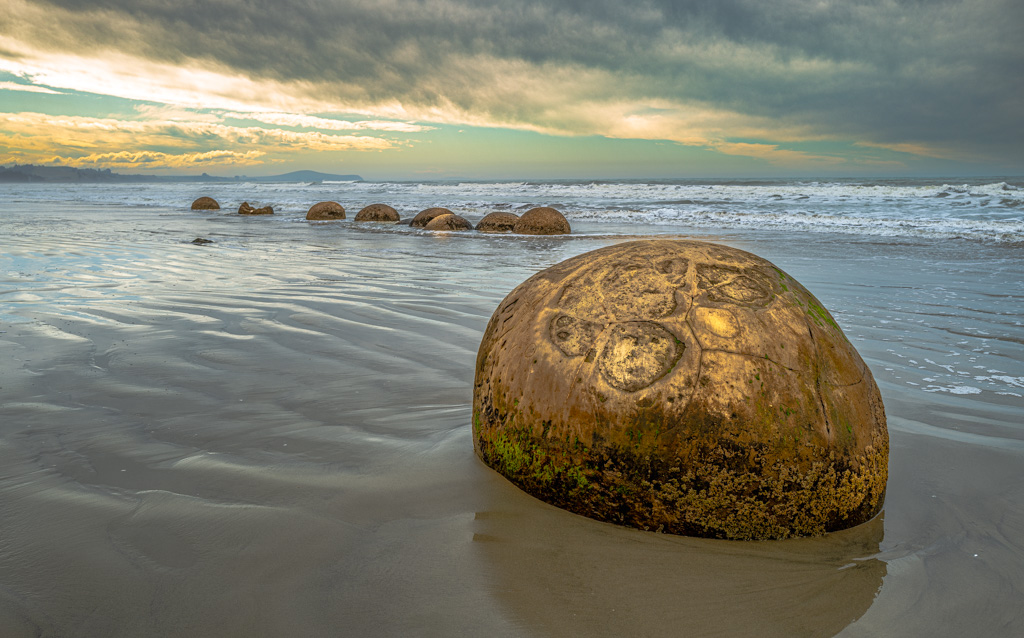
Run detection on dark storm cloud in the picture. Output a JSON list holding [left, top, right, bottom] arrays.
[[12, 0, 1024, 164]]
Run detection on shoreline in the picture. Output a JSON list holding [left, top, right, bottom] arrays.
[[1, 184, 1022, 636]]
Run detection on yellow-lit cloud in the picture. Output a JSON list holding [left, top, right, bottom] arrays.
[[853, 141, 964, 161], [711, 142, 844, 166], [45, 150, 267, 169], [0, 111, 398, 168]]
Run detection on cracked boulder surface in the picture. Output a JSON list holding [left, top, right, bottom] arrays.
[[473, 239, 888, 540]]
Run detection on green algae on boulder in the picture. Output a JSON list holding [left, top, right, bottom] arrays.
[[472, 239, 888, 540]]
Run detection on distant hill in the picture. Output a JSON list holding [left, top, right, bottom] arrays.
[[0, 165, 362, 183], [0, 164, 158, 183], [249, 170, 362, 182]]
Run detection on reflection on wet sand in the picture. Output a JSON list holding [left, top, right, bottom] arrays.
[[475, 484, 884, 638]]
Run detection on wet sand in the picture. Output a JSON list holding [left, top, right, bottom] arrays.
[[1, 201, 1022, 636]]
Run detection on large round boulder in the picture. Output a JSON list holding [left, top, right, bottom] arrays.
[[191, 196, 220, 210], [476, 212, 520, 233], [512, 207, 571, 235], [355, 203, 400, 222], [306, 201, 346, 220], [410, 207, 453, 228], [473, 240, 888, 540], [238, 202, 273, 215], [424, 213, 473, 231]]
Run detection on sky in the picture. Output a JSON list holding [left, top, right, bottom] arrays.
[[1, 0, 1021, 179]]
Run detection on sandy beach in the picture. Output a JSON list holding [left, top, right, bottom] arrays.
[[1, 181, 1022, 637]]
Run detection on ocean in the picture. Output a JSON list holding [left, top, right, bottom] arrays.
[[2, 177, 1022, 636]]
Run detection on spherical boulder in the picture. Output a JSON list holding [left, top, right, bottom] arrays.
[[355, 203, 400, 223], [512, 207, 570, 235], [238, 202, 273, 215], [424, 213, 473, 231], [476, 212, 520, 233], [306, 201, 346, 220], [410, 207, 453, 228], [473, 239, 888, 540], [191, 196, 220, 210]]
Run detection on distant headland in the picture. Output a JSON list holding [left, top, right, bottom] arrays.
[[0, 165, 362, 184]]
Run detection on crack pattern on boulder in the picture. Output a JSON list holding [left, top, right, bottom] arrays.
[[472, 239, 888, 540]]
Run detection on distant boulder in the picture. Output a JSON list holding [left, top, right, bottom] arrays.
[[512, 207, 570, 235], [410, 207, 453, 228], [424, 213, 473, 231], [191, 196, 220, 210], [476, 212, 520, 233], [191, 237, 214, 245], [354, 203, 400, 222], [306, 201, 346, 220], [238, 202, 273, 215]]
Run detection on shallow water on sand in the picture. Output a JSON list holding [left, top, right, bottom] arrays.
[[1, 186, 1022, 637]]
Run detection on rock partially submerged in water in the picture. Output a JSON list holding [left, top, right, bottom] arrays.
[[410, 207, 453, 228], [354, 203, 400, 222], [306, 201, 346, 220], [424, 213, 473, 231], [191, 197, 220, 210], [476, 212, 520, 233], [238, 202, 274, 215], [473, 239, 888, 540], [512, 207, 570, 235], [191, 237, 214, 245]]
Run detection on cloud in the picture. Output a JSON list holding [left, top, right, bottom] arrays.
[[0, 112, 398, 150], [2, 0, 1022, 168], [0, 80, 62, 94], [217, 111, 433, 133], [853, 141, 965, 162], [0, 111, 398, 169], [711, 142, 844, 167], [45, 150, 267, 169]]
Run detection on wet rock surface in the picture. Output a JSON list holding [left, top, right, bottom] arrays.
[[191, 197, 220, 210], [410, 207, 453, 228], [354, 203, 400, 222], [424, 213, 473, 231], [473, 239, 888, 540], [306, 201, 346, 220], [238, 202, 274, 215], [476, 212, 520, 233], [512, 207, 571, 235]]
